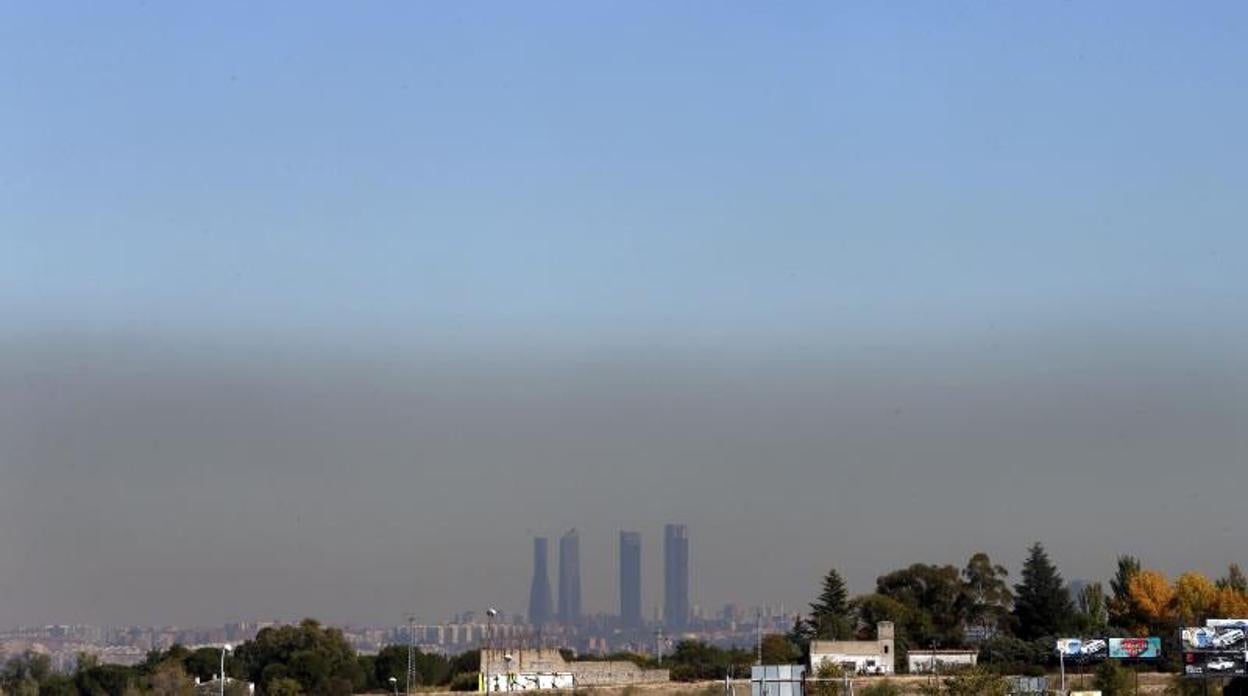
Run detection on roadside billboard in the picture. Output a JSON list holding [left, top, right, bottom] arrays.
[[1108, 637, 1161, 659], [1184, 653, 1247, 678], [1056, 638, 1108, 661], [1182, 626, 1246, 652]]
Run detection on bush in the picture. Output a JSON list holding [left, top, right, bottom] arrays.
[[937, 666, 1009, 696], [449, 671, 480, 691], [860, 679, 903, 696], [1093, 660, 1132, 696]]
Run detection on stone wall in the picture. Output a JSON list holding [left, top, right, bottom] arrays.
[[482, 648, 670, 687]]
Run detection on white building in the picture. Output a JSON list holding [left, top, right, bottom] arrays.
[[907, 649, 978, 674], [809, 622, 895, 676]]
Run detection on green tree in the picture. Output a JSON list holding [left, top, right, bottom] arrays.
[[233, 619, 359, 696], [1108, 555, 1141, 630], [959, 553, 1013, 638], [875, 564, 966, 647], [759, 634, 800, 665], [810, 568, 854, 640], [1012, 543, 1074, 640], [1218, 563, 1248, 593], [147, 661, 195, 696], [1075, 581, 1108, 633], [266, 677, 304, 696]]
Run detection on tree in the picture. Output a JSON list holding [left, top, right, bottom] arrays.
[[1075, 582, 1108, 633], [876, 564, 966, 647], [1173, 572, 1218, 626], [147, 661, 196, 696], [1127, 570, 1175, 636], [960, 553, 1012, 639], [1011, 543, 1074, 640], [1219, 564, 1248, 593], [810, 568, 854, 640], [267, 677, 304, 696], [1108, 555, 1142, 630], [759, 634, 801, 665], [233, 619, 360, 696]]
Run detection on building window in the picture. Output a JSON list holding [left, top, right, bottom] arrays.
[[884, 646, 889, 654]]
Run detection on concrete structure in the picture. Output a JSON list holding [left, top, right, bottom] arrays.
[[810, 622, 895, 675], [558, 529, 582, 625], [619, 531, 642, 628], [663, 524, 689, 631], [482, 648, 669, 691], [528, 538, 554, 626], [907, 649, 978, 674]]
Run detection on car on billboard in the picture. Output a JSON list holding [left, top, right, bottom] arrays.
[[1208, 658, 1237, 672], [1081, 639, 1107, 656], [1211, 629, 1244, 648]]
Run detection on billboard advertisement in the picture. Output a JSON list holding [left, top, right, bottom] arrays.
[[1056, 638, 1108, 661], [1108, 637, 1162, 659], [1182, 626, 1246, 652], [1184, 653, 1247, 678]]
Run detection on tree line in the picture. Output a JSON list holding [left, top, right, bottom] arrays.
[[1, 619, 481, 696], [779, 543, 1248, 676]]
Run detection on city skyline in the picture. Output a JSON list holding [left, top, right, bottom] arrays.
[[4, 1, 1246, 630]]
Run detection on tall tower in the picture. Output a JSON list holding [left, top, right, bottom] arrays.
[[619, 531, 643, 628], [558, 529, 582, 625], [528, 537, 553, 626], [664, 524, 689, 631]]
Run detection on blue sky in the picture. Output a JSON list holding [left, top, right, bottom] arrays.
[[2, 3, 1247, 626], [5, 1, 1244, 351]]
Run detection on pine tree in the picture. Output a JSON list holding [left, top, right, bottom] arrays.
[[809, 568, 853, 640], [1012, 543, 1075, 640]]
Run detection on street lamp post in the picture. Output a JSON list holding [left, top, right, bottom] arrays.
[[220, 644, 232, 696], [486, 608, 498, 692]]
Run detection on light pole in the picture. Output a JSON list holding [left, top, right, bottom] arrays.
[[389, 676, 399, 696], [219, 644, 232, 696], [486, 608, 498, 692]]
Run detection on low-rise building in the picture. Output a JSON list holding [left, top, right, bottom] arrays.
[[810, 622, 895, 676]]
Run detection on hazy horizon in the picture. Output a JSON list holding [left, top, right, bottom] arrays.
[[2, 2, 1245, 629]]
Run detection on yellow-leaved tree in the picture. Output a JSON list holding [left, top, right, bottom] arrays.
[[1173, 572, 1218, 626], [1127, 570, 1175, 635]]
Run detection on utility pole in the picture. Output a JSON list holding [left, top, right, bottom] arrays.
[[655, 628, 664, 666], [755, 609, 763, 665], [406, 614, 418, 696]]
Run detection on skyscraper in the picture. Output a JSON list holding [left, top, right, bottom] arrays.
[[528, 537, 553, 626], [557, 528, 582, 625], [664, 524, 689, 631], [619, 531, 642, 628]]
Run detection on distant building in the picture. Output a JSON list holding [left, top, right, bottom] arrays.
[[664, 524, 690, 631], [558, 529, 582, 625], [810, 622, 895, 675], [619, 531, 643, 628], [529, 538, 554, 626], [907, 649, 979, 674]]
